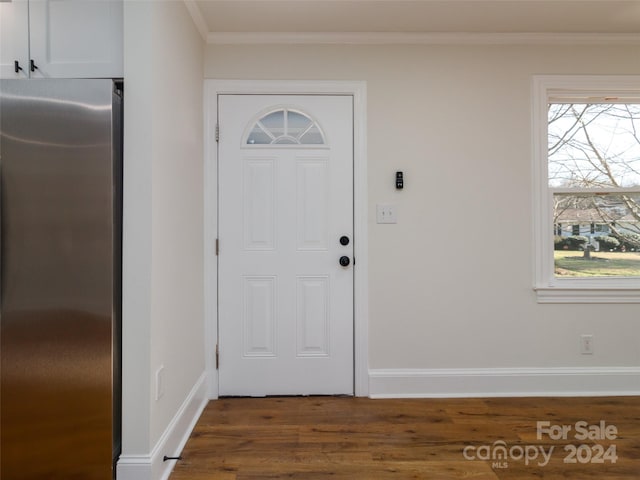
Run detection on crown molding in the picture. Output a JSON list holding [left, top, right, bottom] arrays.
[[207, 31, 640, 46], [183, 0, 209, 41]]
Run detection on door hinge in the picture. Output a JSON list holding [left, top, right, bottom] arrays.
[[215, 124, 219, 143], [215, 344, 219, 370], [215, 238, 219, 256]]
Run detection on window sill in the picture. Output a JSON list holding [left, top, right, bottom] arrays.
[[535, 287, 640, 304]]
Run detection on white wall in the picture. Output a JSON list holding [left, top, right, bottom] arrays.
[[119, 1, 206, 477], [205, 43, 640, 395]]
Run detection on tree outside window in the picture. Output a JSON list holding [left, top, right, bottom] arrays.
[[549, 103, 640, 275]]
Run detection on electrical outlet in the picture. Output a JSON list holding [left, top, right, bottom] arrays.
[[580, 335, 594, 355], [155, 365, 165, 400]]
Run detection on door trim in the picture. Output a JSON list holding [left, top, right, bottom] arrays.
[[204, 80, 369, 397]]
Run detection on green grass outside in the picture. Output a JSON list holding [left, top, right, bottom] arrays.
[[554, 251, 640, 277]]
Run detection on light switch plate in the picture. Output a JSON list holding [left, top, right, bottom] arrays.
[[376, 204, 397, 224]]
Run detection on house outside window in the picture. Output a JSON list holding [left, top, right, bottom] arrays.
[[532, 76, 640, 303]]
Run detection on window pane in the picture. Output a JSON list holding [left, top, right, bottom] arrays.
[[548, 104, 640, 188], [247, 127, 273, 145], [260, 110, 284, 130], [299, 126, 324, 145], [553, 193, 640, 277], [287, 111, 312, 139]]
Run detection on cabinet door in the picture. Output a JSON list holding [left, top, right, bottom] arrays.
[[29, 0, 123, 78], [0, 0, 29, 79]]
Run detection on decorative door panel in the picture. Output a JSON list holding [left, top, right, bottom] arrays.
[[242, 276, 276, 357], [296, 157, 330, 251], [296, 276, 330, 357], [243, 157, 276, 250]]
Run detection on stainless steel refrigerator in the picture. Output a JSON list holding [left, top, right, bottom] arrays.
[[0, 79, 122, 479]]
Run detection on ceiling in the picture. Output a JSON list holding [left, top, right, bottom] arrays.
[[190, 0, 640, 41]]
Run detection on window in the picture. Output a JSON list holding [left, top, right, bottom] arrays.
[[244, 108, 326, 146], [533, 76, 640, 303]]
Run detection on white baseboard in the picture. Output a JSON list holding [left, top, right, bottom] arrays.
[[117, 371, 209, 480], [369, 367, 640, 398]]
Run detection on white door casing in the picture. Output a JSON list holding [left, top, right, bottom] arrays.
[[218, 95, 354, 396]]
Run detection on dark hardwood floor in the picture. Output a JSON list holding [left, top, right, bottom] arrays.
[[169, 396, 640, 479]]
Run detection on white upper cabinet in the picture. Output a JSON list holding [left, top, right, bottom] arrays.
[[0, 1, 30, 78], [1, 0, 123, 79]]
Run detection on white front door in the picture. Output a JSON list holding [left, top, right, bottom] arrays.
[[218, 95, 354, 396]]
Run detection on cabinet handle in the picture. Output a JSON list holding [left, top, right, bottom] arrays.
[[30, 60, 38, 72], [14, 61, 23, 73]]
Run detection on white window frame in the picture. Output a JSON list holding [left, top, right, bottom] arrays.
[[532, 75, 640, 303]]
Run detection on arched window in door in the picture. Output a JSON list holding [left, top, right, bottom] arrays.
[[245, 108, 326, 146]]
